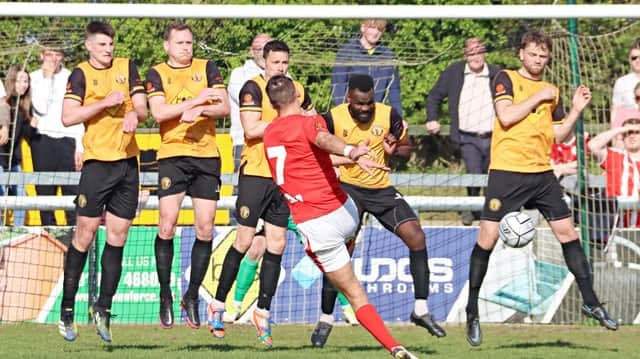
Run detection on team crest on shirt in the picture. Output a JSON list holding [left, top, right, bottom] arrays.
[[342, 129, 348, 137], [114, 74, 126, 85], [370, 125, 384, 137], [93, 79, 98, 86], [146, 82, 154, 92], [495, 83, 505, 95], [160, 177, 172, 190], [77, 194, 87, 208], [239, 206, 250, 219], [488, 198, 502, 212], [191, 73, 203, 82]]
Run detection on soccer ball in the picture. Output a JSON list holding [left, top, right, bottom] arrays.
[[498, 212, 536, 248]]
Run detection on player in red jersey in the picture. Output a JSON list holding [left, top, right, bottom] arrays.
[[262, 75, 418, 359]]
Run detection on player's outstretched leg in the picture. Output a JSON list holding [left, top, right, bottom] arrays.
[[561, 239, 618, 330], [155, 235, 175, 329], [58, 307, 78, 342], [465, 243, 492, 346]]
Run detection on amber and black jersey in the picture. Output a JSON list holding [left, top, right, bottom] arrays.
[[324, 103, 405, 188], [146, 59, 226, 160], [65, 58, 144, 162], [490, 69, 565, 173], [238, 75, 313, 178]]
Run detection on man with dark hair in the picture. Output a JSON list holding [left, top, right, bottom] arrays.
[[426, 38, 500, 225], [146, 21, 230, 330], [310, 74, 446, 349], [465, 29, 617, 347], [58, 20, 147, 343], [207, 40, 315, 347], [263, 74, 417, 359]]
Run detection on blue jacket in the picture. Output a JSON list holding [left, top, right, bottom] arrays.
[[330, 38, 402, 117]]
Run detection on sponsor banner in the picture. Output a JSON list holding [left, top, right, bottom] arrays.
[[270, 226, 478, 323]]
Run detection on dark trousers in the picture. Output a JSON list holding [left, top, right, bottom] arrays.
[[459, 132, 491, 197], [30, 134, 78, 226]]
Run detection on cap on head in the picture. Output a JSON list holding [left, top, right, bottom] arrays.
[[348, 74, 374, 93]]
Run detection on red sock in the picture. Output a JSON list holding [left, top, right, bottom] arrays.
[[355, 303, 400, 352]]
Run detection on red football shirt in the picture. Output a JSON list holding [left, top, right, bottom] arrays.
[[263, 114, 348, 223]]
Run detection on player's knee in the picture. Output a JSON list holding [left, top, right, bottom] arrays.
[[158, 224, 176, 239], [194, 224, 213, 241], [247, 237, 266, 260]]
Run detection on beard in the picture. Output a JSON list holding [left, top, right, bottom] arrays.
[[349, 105, 374, 124]]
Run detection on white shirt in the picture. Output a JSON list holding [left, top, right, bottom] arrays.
[[30, 68, 84, 152], [458, 63, 494, 134], [612, 72, 640, 110], [0, 80, 5, 98], [227, 59, 265, 147]]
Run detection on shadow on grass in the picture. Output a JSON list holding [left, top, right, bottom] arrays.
[[496, 340, 614, 352], [170, 343, 437, 355]]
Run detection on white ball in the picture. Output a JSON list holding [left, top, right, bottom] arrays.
[[499, 211, 536, 248]]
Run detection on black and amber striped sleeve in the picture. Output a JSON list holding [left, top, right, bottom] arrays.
[[64, 67, 85, 103], [129, 60, 145, 96], [492, 70, 513, 104], [238, 80, 262, 113], [206, 60, 226, 90], [145, 68, 165, 99]]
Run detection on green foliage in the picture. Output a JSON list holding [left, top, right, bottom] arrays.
[[1, 4, 637, 130]]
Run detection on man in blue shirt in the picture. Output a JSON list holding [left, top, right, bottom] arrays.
[[331, 20, 402, 117]]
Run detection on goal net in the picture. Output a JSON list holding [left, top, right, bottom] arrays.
[[0, 10, 638, 328]]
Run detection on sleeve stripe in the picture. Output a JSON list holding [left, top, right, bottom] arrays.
[[240, 107, 262, 112], [64, 94, 82, 102], [494, 95, 512, 103], [211, 84, 226, 89], [147, 91, 165, 98]]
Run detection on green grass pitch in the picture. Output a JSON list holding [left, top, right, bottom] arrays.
[[1, 322, 638, 359]]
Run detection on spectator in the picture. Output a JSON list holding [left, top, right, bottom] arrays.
[[589, 107, 640, 227], [612, 39, 640, 113], [0, 64, 38, 226], [30, 47, 84, 226], [426, 38, 500, 225], [228, 33, 271, 172], [331, 19, 402, 116]]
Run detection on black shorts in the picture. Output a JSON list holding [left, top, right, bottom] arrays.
[[235, 174, 289, 228], [482, 169, 571, 222], [157, 156, 221, 200], [76, 157, 139, 219], [340, 182, 417, 233]]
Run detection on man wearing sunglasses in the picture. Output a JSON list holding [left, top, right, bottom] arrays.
[[611, 39, 640, 138]]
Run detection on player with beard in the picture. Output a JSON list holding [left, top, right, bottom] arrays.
[[309, 74, 446, 349], [263, 74, 417, 359], [464, 29, 617, 347]]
